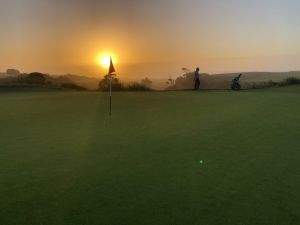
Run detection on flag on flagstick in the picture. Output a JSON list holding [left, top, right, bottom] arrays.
[[108, 57, 115, 115], [109, 57, 115, 75]]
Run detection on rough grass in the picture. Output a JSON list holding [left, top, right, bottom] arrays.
[[0, 86, 300, 225]]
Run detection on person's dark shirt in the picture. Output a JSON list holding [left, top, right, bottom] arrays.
[[195, 70, 200, 80]]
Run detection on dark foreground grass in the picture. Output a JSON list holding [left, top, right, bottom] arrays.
[[0, 87, 300, 225]]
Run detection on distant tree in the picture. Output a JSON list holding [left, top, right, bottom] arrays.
[[175, 73, 194, 89], [182, 68, 191, 74], [17, 72, 46, 85], [127, 82, 151, 91], [99, 74, 125, 91], [6, 69, 20, 76], [165, 77, 176, 90], [284, 77, 300, 85], [165, 68, 200, 90], [61, 83, 87, 91], [166, 77, 175, 86], [141, 77, 152, 88], [25, 72, 47, 85]]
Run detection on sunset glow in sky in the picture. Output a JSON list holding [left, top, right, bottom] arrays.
[[0, 0, 299, 78]]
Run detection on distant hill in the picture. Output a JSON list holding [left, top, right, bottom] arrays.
[[0, 71, 101, 90], [165, 71, 300, 90], [213, 71, 300, 82], [2, 69, 300, 90], [48, 74, 100, 90]]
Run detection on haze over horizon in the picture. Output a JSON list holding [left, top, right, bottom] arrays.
[[1, 0, 300, 79]]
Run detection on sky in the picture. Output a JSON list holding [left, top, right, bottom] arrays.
[[0, 0, 300, 79]]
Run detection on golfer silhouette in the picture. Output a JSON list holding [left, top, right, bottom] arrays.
[[194, 67, 200, 90]]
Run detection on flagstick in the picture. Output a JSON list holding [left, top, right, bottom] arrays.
[[108, 56, 115, 116], [109, 73, 112, 115]]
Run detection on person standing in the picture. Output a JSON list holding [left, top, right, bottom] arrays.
[[194, 67, 200, 90]]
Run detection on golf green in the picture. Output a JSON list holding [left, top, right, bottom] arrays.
[[0, 86, 299, 225]]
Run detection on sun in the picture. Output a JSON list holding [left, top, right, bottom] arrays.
[[97, 53, 118, 69], [100, 56, 111, 68]]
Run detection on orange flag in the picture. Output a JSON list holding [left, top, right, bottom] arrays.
[[109, 57, 116, 74]]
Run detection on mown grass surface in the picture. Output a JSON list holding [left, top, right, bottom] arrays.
[[0, 86, 300, 225]]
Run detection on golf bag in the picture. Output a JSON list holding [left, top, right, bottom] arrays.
[[231, 81, 241, 90], [231, 74, 242, 90]]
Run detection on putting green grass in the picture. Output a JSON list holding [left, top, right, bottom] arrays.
[[0, 86, 300, 225]]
